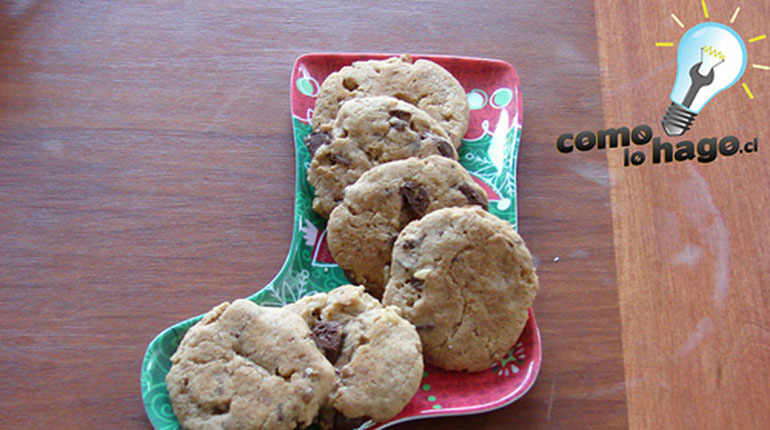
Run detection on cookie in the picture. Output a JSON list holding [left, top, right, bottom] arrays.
[[327, 155, 488, 298], [166, 299, 335, 430], [311, 54, 469, 148], [306, 96, 458, 218], [286, 285, 423, 429], [382, 206, 539, 372]]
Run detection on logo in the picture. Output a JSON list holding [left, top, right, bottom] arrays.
[[556, 2, 763, 167], [660, 22, 746, 136]]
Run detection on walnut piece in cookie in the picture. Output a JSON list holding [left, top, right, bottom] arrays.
[[286, 285, 423, 429], [326, 155, 488, 298], [166, 299, 334, 430], [382, 206, 539, 372]]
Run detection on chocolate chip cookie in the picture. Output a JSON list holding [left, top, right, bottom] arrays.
[[166, 299, 335, 430], [382, 206, 539, 372], [306, 96, 457, 218], [326, 156, 488, 298], [286, 285, 423, 429], [311, 54, 469, 148]]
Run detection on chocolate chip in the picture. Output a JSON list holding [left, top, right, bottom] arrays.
[[400, 239, 417, 250], [389, 109, 412, 121], [277, 403, 284, 422], [311, 321, 342, 363], [400, 181, 430, 219], [342, 76, 358, 91], [459, 183, 488, 210], [408, 276, 424, 290], [436, 139, 455, 158], [333, 412, 370, 430], [328, 153, 351, 166], [305, 131, 330, 157], [389, 110, 413, 132], [212, 401, 230, 415]]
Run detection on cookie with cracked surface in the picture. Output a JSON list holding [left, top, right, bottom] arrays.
[[166, 299, 335, 430], [311, 54, 469, 149], [286, 285, 423, 429], [306, 96, 458, 218], [327, 156, 489, 298], [382, 206, 539, 372]]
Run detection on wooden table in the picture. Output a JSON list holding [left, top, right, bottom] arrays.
[[1, 1, 767, 428]]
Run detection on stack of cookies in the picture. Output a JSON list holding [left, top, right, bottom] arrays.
[[165, 55, 539, 430], [307, 54, 539, 372]]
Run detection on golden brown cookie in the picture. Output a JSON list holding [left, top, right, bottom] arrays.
[[286, 285, 423, 429], [306, 96, 457, 218], [166, 299, 335, 430], [311, 54, 469, 148], [382, 206, 539, 371], [326, 156, 488, 298]]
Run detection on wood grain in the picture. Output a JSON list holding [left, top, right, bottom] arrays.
[[594, 1, 770, 429], [0, 1, 626, 429]]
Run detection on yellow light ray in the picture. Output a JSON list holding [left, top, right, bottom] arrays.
[[749, 34, 767, 43], [742, 83, 754, 100], [670, 13, 685, 28], [730, 7, 741, 24], [752, 64, 770, 70], [656, 42, 675, 47], [701, 0, 709, 18]]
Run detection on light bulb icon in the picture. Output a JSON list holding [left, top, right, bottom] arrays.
[[661, 22, 747, 137]]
